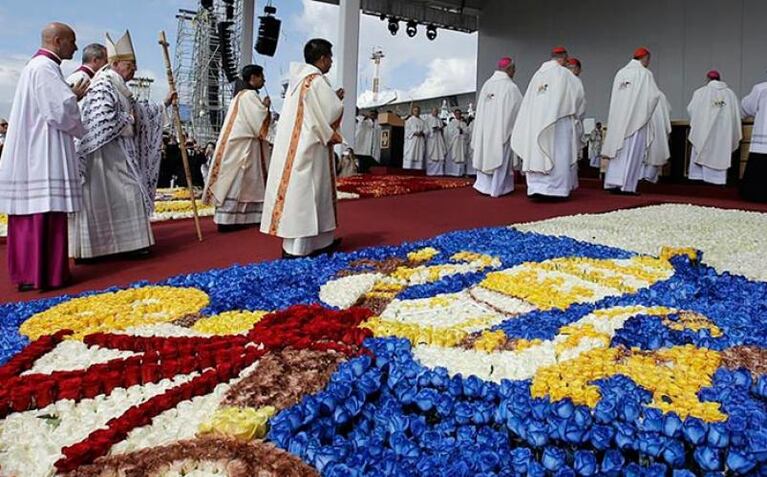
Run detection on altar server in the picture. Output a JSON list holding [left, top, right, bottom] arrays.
[[445, 109, 469, 176], [741, 76, 767, 202], [425, 107, 447, 176], [403, 106, 427, 170], [66, 43, 107, 90], [0, 23, 86, 290], [203, 64, 272, 231], [261, 38, 344, 257]]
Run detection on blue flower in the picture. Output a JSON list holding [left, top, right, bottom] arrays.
[[553, 398, 574, 419], [573, 450, 597, 476], [414, 388, 438, 412], [706, 422, 729, 448], [542, 447, 567, 472], [661, 439, 686, 468], [590, 424, 614, 450], [594, 398, 618, 423], [726, 449, 757, 474], [694, 446, 722, 471], [600, 449, 624, 475], [662, 412, 683, 438], [511, 447, 533, 473], [682, 417, 708, 446]]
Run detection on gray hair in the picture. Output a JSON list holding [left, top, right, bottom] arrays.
[[82, 43, 107, 63]]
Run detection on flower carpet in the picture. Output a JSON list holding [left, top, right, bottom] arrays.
[[336, 174, 473, 199], [1, 204, 767, 475]]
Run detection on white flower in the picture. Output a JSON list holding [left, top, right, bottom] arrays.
[[516, 204, 767, 282]]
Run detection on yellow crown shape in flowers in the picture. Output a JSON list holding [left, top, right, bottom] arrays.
[[20, 286, 210, 340], [479, 256, 674, 311]]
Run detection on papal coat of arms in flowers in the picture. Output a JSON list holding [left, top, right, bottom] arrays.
[[1, 223, 767, 476]]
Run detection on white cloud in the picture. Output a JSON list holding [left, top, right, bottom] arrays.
[[0, 55, 28, 118], [295, 0, 478, 102]]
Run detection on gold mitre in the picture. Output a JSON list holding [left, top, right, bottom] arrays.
[[106, 30, 136, 64]]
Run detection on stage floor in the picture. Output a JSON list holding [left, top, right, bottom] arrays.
[[1, 183, 766, 303]]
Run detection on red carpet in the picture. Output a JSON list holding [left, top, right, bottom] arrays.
[[1, 184, 766, 303]]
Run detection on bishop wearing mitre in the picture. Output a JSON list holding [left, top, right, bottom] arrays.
[[261, 39, 344, 258], [70, 30, 173, 260], [203, 64, 272, 232]]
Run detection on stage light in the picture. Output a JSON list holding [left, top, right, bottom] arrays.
[[406, 20, 417, 38], [388, 18, 399, 36], [426, 25, 438, 41], [379, 13, 387, 21], [256, 4, 281, 57]]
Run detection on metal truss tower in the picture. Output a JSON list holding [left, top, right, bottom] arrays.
[[174, 1, 244, 144]]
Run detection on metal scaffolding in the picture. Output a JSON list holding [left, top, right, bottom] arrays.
[[174, 1, 244, 144], [128, 77, 154, 102]]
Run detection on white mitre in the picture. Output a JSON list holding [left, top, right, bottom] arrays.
[[106, 30, 136, 64]]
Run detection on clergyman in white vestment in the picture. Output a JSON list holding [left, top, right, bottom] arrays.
[[687, 70, 742, 185], [740, 77, 767, 201], [425, 108, 447, 176], [602, 48, 664, 194], [70, 31, 170, 259], [511, 47, 585, 198], [354, 110, 377, 172], [261, 39, 344, 257], [472, 57, 523, 197], [403, 106, 427, 170], [445, 110, 469, 176], [465, 119, 476, 175], [642, 92, 672, 183], [203, 64, 272, 231], [66, 43, 107, 91], [0, 23, 87, 290]]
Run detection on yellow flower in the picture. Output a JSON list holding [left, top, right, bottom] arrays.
[[20, 286, 209, 340], [407, 247, 440, 263], [661, 246, 700, 262], [473, 330, 507, 353], [198, 406, 276, 441], [192, 310, 267, 335], [531, 345, 725, 422], [154, 199, 214, 214]]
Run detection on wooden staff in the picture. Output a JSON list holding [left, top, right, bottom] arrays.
[[158, 30, 203, 241]]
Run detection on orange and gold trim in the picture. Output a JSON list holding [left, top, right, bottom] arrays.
[[269, 74, 321, 234], [202, 91, 243, 205]]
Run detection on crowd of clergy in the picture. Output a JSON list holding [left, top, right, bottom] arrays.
[[1, 23, 766, 292], [404, 46, 764, 203]]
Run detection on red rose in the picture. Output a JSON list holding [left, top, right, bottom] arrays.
[[123, 366, 142, 388], [141, 363, 160, 384], [81, 374, 102, 399], [9, 386, 32, 412], [160, 359, 180, 379], [58, 377, 83, 401]]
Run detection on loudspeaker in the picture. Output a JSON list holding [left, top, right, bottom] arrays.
[[201, 0, 213, 10], [255, 14, 281, 57], [217, 21, 238, 83]]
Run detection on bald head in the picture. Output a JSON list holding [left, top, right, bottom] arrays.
[[41, 22, 78, 60]]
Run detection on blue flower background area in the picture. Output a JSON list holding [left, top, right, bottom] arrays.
[[4, 225, 767, 475]]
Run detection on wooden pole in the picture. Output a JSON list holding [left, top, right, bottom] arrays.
[[158, 30, 203, 241]]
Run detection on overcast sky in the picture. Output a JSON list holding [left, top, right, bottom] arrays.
[[0, 0, 478, 118]]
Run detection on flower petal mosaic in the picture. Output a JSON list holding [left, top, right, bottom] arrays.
[[2, 204, 767, 476]]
